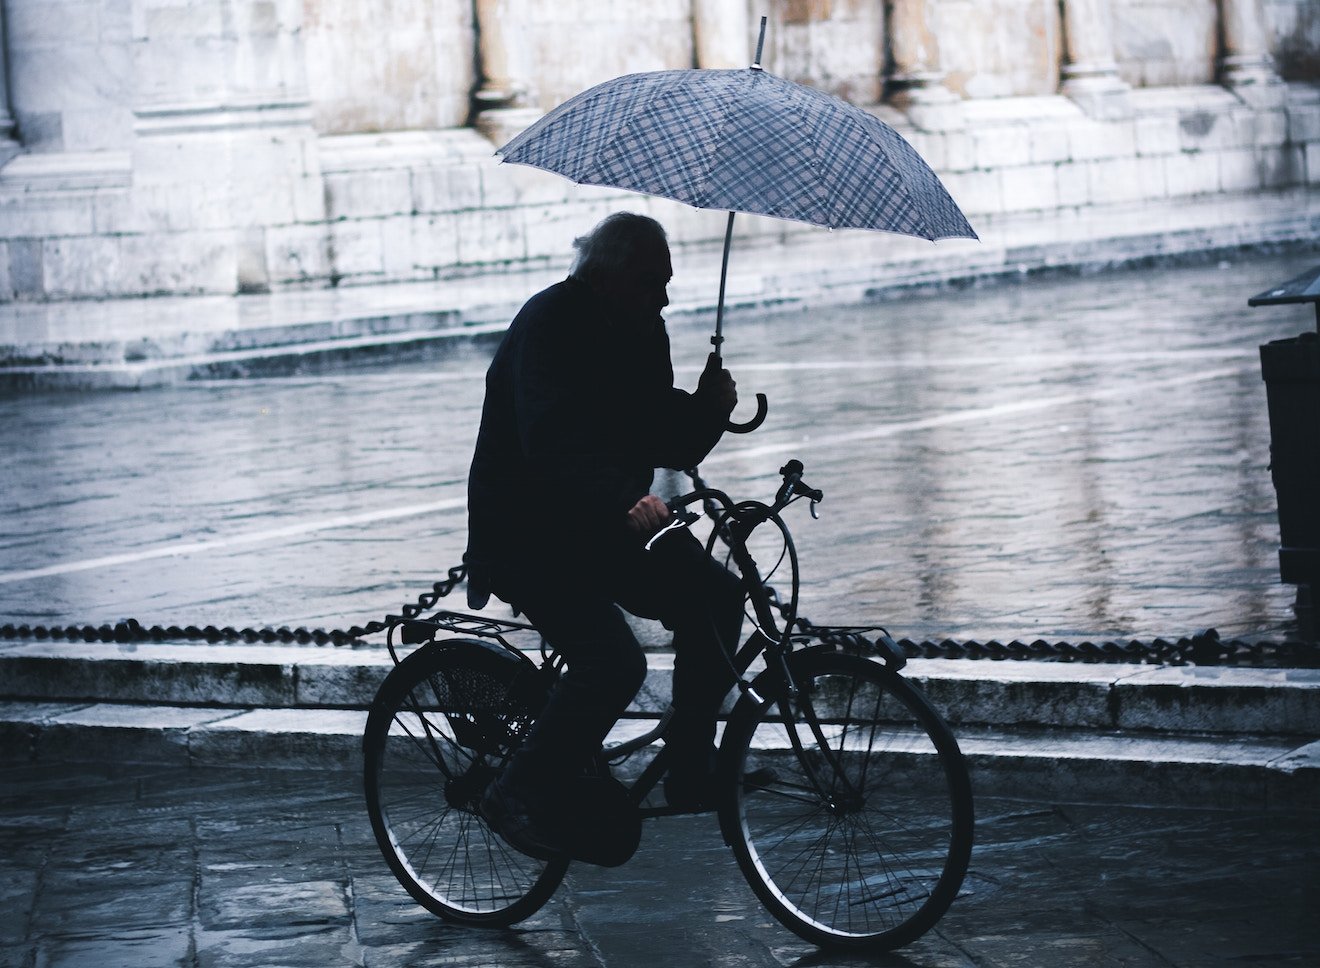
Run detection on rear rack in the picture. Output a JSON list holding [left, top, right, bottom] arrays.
[[385, 610, 540, 665], [789, 623, 907, 670]]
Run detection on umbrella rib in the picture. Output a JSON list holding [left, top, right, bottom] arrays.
[[691, 70, 745, 211]]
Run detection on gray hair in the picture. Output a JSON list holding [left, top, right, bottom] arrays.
[[569, 212, 668, 285]]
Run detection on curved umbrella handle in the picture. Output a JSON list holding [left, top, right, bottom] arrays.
[[727, 392, 768, 434]]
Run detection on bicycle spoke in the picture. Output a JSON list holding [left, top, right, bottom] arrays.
[[728, 653, 971, 948], [365, 643, 567, 925]]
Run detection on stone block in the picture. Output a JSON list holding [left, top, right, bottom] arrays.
[[0, 651, 295, 706], [1287, 104, 1320, 144], [411, 163, 483, 214], [971, 124, 1033, 169], [327, 220, 386, 279], [0, 193, 96, 239], [188, 709, 365, 770], [1309, 143, 1320, 185], [323, 169, 411, 220], [1177, 109, 1235, 152], [478, 162, 522, 208], [1028, 123, 1072, 164], [503, 163, 572, 206], [1055, 161, 1089, 207], [523, 202, 608, 262], [1247, 109, 1289, 148], [1163, 151, 1220, 197], [1069, 119, 1137, 161], [228, 177, 298, 228], [264, 223, 332, 287], [0, 243, 11, 300], [454, 206, 527, 266], [1134, 113, 1180, 156], [117, 230, 238, 297], [1000, 163, 1059, 213], [933, 130, 975, 173], [942, 169, 1002, 217], [7, 240, 44, 296], [1219, 148, 1262, 192], [130, 134, 232, 186], [1255, 145, 1307, 190], [378, 214, 423, 279], [290, 174, 327, 224], [1113, 668, 1320, 735], [294, 663, 385, 707], [90, 188, 134, 234], [403, 213, 461, 274], [1087, 156, 1157, 204]]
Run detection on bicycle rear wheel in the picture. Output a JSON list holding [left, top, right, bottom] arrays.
[[720, 649, 973, 951], [363, 639, 568, 926]]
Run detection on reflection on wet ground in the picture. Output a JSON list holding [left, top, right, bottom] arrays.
[[1, 763, 1315, 967], [1, 250, 1317, 642]]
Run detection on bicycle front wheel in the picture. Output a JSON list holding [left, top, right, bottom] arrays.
[[363, 639, 569, 926], [720, 650, 973, 951]]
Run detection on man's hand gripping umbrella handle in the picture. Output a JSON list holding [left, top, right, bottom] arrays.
[[705, 345, 768, 434]]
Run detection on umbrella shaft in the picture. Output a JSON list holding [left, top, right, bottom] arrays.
[[714, 210, 735, 362]]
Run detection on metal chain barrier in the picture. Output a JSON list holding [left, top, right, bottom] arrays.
[[0, 565, 469, 647], [2, 470, 1315, 666], [681, 468, 1318, 668]]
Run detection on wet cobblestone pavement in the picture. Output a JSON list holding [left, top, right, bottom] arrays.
[[1, 762, 1315, 967], [3, 250, 1319, 645]]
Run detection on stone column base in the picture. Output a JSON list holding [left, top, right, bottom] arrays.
[[890, 78, 964, 132], [1222, 56, 1286, 108], [1061, 68, 1133, 121], [475, 108, 546, 148]]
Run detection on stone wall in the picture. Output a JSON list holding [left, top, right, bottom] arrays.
[[6, 0, 134, 153], [935, 0, 1065, 98], [1111, 0, 1219, 87], [303, 0, 475, 133], [1266, 0, 1320, 80], [1, 0, 1319, 303]]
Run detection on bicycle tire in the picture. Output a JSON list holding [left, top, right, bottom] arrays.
[[363, 639, 569, 926], [719, 649, 973, 951]]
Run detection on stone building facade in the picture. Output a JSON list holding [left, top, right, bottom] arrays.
[[0, 0, 1317, 302]]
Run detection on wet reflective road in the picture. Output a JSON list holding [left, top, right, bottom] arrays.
[[2, 251, 1316, 642]]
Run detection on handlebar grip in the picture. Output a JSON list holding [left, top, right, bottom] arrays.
[[727, 393, 768, 434]]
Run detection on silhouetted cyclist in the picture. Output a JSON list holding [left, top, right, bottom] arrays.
[[465, 212, 743, 858]]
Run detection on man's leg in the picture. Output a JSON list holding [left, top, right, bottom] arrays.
[[482, 573, 647, 856], [615, 532, 744, 806]]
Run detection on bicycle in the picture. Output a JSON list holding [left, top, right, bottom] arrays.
[[362, 459, 974, 951]]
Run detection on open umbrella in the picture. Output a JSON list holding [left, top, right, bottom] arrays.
[[498, 18, 977, 432]]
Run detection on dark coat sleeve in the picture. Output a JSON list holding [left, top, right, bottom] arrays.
[[509, 297, 726, 542]]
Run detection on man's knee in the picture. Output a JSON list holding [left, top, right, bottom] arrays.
[[562, 623, 647, 706]]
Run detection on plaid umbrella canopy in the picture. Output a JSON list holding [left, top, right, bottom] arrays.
[[497, 24, 976, 431]]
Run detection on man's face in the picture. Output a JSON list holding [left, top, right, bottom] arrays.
[[611, 243, 672, 320]]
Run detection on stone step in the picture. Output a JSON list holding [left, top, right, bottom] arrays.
[[2, 639, 1317, 735], [0, 699, 1312, 811]]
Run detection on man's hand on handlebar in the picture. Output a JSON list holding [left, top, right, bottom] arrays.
[[626, 495, 672, 540]]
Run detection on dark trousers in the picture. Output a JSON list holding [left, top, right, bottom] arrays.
[[492, 530, 744, 798]]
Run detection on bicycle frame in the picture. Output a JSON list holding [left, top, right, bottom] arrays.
[[384, 460, 907, 820]]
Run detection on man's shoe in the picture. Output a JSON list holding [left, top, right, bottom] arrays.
[[478, 780, 566, 862], [663, 766, 717, 811]]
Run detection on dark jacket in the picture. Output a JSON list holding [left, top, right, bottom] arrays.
[[465, 277, 727, 606]]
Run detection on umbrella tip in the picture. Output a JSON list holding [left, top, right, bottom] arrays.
[[752, 16, 767, 70]]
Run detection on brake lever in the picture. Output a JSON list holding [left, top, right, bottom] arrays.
[[644, 509, 701, 551]]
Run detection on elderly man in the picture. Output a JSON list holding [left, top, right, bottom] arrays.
[[465, 212, 743, 858]]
